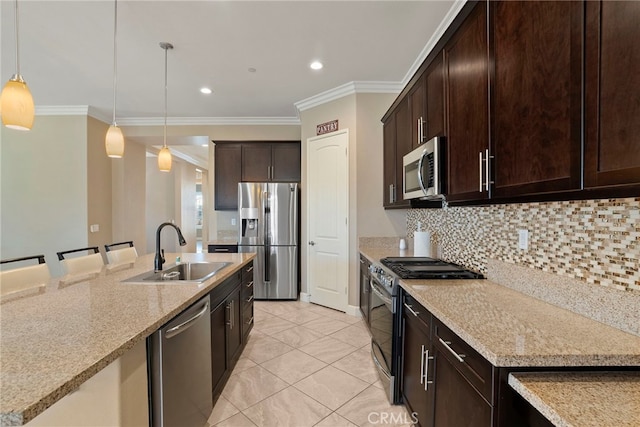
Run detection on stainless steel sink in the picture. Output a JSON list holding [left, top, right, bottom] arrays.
[[122, 262, 231, 284]]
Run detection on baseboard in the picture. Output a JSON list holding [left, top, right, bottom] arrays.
[[346, 305, 362, 318], [299, 292, 311, 302]]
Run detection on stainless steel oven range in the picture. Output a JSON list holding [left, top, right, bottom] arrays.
[[366, 256, 483, 405]]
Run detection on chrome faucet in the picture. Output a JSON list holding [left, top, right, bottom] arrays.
[[154, 222, 187, 272]]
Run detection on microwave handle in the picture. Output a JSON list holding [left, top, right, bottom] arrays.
[[417, 149, 429, 195], [433, 138, 440, 195]]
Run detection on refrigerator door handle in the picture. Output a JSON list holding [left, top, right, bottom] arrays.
[[263, 191, 271, 245], [264, 246, 271, 283]]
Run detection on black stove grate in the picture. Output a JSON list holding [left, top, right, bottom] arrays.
[[380, 257, 484, 280]]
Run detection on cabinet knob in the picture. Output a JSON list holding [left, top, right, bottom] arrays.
[[309, 241, 316, 246]]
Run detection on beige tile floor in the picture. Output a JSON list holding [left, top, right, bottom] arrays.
[[207, 300, 413, 427]]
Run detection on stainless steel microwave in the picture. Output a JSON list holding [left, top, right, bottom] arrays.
[[402, 136, 444, 200]]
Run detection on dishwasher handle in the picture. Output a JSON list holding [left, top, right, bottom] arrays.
[[165, 300, 210, 339]]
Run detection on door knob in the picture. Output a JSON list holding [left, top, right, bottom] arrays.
[[309, 241, 316, 246]]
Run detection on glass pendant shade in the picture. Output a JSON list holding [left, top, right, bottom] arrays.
[[1, 76, 34, 130], [158, 146, 172, 172], [105, 124, 124, 158]]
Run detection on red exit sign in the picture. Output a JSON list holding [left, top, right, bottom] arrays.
[[316, 120, 338, 135]]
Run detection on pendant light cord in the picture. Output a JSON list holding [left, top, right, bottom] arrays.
[[163, 45, 168, 148], [112, 0, 118, 126], [14, 0, 20, 76]]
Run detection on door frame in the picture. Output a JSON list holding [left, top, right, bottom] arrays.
[[304, 129, 349, 312]]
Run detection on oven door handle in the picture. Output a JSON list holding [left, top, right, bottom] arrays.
[[370, 280, 393, 307], [371, 341, 391, 380]]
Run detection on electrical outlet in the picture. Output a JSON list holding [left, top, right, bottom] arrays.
[[518, 229, 529, 250], [231, 218, 237, 226]]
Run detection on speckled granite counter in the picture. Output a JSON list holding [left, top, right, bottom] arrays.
[[508, 372, 640, 427], [359, 245, 640, 367], [0, 252, 254, 426]]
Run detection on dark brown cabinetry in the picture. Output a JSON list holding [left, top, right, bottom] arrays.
[[490, 1, 583, 198], [359, 256, 371, 325], [584, 1, 640, 190], [242, 143, 301, 183], [383, 102, 412, 208], [401, 293, 434, 427], [215, 142, 301, 210], [444, 1, 490, 203], [210, 261, 254, 403], [214, 144, 242, 210], [410, 52, 447, 153], [241, 262, 254, 341]]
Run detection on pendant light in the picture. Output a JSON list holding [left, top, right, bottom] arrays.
[[0, 0, 35, 130], [105, 0, 124, 158], [158, 42, 173, 172]]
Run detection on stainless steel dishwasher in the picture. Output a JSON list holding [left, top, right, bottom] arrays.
[[148, 295, 212, 427]]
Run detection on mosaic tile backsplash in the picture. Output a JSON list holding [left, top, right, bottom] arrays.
[[407, 198, 640, 292]]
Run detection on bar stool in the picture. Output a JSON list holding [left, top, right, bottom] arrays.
[[104, 241, 138, 265], [57, 246, 103, 284], [0, 255, 50, 300]]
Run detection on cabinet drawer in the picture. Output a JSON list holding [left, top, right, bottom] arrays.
[[242, 303, 254, 337], [242, 262, 254, 281], [242, 281, 254, 309], [208, 244, 238, 253], [433, 319, 494, 403], [403, 293, 432, 338]]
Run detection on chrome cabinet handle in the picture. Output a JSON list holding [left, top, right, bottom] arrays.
[[246, 295, 254, 303], [213, 248, 230, 252], [246, 280, 254, 288], [420, 346, 434, 390], [479, 151, 484, 192], [403, 302, 420, 317], [246, 316, 254, 325], [420, 344, 426, 385], [484, 148, 491, 192], [226, 300, 235, 329], [389, 184, 394, 204], [438, 337, 465, 363], [165, 301, 209, 339]]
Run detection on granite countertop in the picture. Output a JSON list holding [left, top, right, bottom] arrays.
[[359, 246, 640, 367], [0, 252, 255, 426], [509, 372, 640, 427]]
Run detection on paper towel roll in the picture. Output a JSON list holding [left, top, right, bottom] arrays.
[[414, 231, 431, 257]]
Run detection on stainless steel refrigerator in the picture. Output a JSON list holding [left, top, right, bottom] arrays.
[[237, 182, 299, 300]]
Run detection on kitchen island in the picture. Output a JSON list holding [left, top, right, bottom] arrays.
[[0, 252, 255, 426]]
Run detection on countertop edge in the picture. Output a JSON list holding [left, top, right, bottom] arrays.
[[507, 374, 570, 427], [1, 254, 255, 426]]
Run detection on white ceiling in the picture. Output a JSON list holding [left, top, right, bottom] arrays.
[[1, 0, 458, 167]]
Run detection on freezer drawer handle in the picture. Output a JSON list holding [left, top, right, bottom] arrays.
[[165, 300, 210, 339]]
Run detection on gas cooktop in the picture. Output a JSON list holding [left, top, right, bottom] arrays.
[[380, 257, 484, 280]]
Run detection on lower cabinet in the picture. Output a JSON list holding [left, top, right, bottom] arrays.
[[401, 289, 560, 427], [359, 255, 371, 325], [210, 260, 254, 403]]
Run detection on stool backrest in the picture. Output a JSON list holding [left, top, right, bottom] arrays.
[[0, 255, 50, 298], [105, 241, 138, 265], [57, 247, 103, 277]]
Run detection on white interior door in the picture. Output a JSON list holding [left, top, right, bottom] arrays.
[[307, 129, 349, 312]]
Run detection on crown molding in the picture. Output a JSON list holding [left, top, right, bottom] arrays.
[[117, 116, 300, 126], [294, 81, 403, 113], [35, 105, 113, 124], [400, 0, 467, 86]]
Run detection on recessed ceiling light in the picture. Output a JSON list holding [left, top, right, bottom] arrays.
[[310, 61, 323, 70], [200, 87, 212, 94], [201, 144, 208, 147]]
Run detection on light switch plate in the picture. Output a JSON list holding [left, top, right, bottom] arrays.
[[518, 229, 528, 250], [90, 224, 99, 233]]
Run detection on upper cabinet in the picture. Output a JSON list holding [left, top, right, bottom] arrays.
[[444, 2, 490, 203], [409, 52, 446, 151], [584, 1, 640, 190], [242, 142, 301, 183], [383, 102, 412, 208], [490, 1, 583, 199], [215, 141, 301, 211]]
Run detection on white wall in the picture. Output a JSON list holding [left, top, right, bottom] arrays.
[[1, 116, 89, 277], [87, 117, 113, 260], [145, 157, 177, 254]]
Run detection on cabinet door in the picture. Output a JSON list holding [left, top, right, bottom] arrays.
[[425, 52, 445, 141], [445, 2, 490, 202], [383, 113, 397, 208], [402, 311, 433, 427], [214, 144, 242, 210], [585, 1, 640, 189], [359, 257, 370, 325], [394, 101, 412, 208], [491, 1, 582, 198], [432, 346, 492, 427], [225, 285, 243, 365], [409, 73, 427, 150], [242, 144, 272, 182], [271, 143, 301, 182], [210, 300, 228, 397]]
